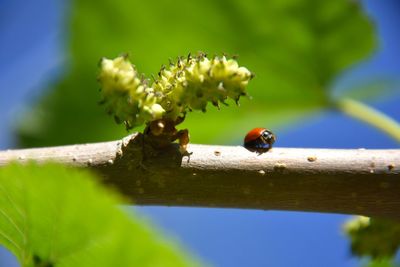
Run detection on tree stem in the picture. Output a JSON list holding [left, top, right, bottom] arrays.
[[0, 134, 399, 219], [336, 98, 400, 143]]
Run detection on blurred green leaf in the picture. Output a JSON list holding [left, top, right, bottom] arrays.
[[16, 0, 376, 147], [365, 259, 399, 267], [345, 216, 400, 260], [0, 163, 198, 267]]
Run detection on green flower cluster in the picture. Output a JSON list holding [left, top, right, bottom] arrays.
[[98, 53, 253, 129], [153, 53, 253, 120], [98, 55, 165, 129], [344, 216, 400, 259]]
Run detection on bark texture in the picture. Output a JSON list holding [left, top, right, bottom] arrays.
[[1, 133, 399, 219]]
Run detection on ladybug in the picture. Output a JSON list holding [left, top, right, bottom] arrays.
[[244, 128, 276, 154]]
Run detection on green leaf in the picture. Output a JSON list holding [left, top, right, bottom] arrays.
[[365, 259, 399, 267], [0, 163, 198, 267], [16, 0, 376, 147], [345, 216, 400, 260]]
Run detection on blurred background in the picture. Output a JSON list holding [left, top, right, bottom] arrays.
[[0, 0, 399, 266]]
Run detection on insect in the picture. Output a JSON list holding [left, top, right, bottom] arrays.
[[244, 128, 276, 154]]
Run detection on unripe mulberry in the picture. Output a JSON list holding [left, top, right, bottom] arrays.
[[98, 53, 253, 130], [153, 53, 253, 120], [98, 55, 165, 129]]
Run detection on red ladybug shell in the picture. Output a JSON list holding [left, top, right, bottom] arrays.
[[244, 128, 276, 153], [244, 127, 267, 143]]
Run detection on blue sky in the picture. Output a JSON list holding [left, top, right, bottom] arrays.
[[0, 0, 399, 266]]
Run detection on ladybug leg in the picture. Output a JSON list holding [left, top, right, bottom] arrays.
[[266, 142, 271, 150], [261, 143, 272, 154], [267, 144, 272, 152], [268, 139, 275, 151]]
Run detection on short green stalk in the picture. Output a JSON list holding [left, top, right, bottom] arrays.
[[335, 98, 400, 143]]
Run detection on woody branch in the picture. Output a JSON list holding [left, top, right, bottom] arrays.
[[0, 133, 399, 220]]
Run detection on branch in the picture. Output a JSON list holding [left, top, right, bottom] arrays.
[[1, 134, 399, 219]]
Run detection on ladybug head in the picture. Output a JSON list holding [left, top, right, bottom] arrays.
[[261, 130, 276, 146]]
